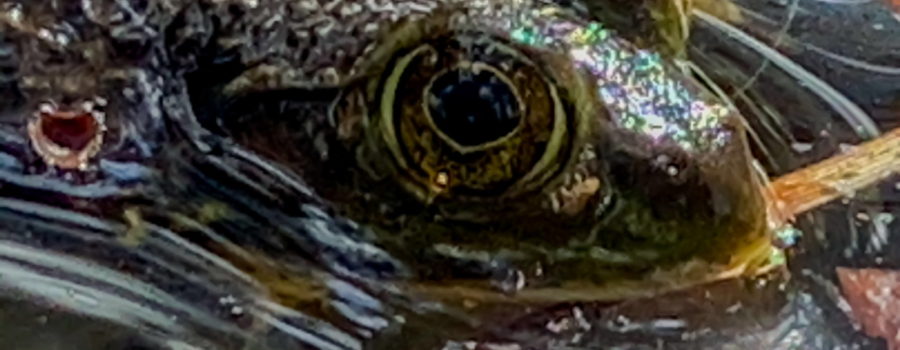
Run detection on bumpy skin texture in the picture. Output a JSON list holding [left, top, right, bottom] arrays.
[[0, 0, 767, 348]]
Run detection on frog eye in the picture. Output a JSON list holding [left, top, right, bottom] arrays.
[[359, 18, 597, 201]]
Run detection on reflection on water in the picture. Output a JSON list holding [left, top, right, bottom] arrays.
[[0, 0, 898, 349]]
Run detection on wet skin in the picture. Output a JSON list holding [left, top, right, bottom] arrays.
[[0, 0, 770, 348]]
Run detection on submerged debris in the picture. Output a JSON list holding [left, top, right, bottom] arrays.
[[836, 267, 900, 350]]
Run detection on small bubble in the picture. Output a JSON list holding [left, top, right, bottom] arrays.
[[546, 318, 570, 333], [3, 2, 23, 24], [572, 307, 590, 330], [651, 318, 686, 330], [856, 212, 871, 222], [230, 306, 244, 315], [37, 29, 52, 41], [434, 171, 450, 188], [666, 166, 679, 176], [726, 302, 743, 314], [791, 142, 813, 153]]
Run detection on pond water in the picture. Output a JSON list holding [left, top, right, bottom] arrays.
[[0, 0, 898, 349]]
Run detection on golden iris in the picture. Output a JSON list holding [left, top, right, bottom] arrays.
[[360, 18, 595, 203]]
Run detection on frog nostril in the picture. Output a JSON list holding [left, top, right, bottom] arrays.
[[28, 101, 106, 170]]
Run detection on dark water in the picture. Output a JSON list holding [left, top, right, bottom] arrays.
[[691, 1, 900, 349], [0, 0, 898, 349]]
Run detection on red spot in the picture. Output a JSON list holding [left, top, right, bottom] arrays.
[[28, 104, 105, 169], [39, 111, 100, 151], [836, 267, 900, 350]]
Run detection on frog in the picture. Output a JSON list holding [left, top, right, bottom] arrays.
[[0, 0, 776, 349]]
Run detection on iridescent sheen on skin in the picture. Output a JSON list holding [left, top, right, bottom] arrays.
[[509, 7, 733, 153]]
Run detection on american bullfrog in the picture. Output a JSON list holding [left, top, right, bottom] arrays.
[[2, 0, 889, 349]]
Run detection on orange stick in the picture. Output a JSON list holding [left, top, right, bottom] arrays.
[[767, 127, 900, 227]]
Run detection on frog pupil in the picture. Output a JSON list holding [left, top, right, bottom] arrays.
[[427, 67, 520, 146]]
